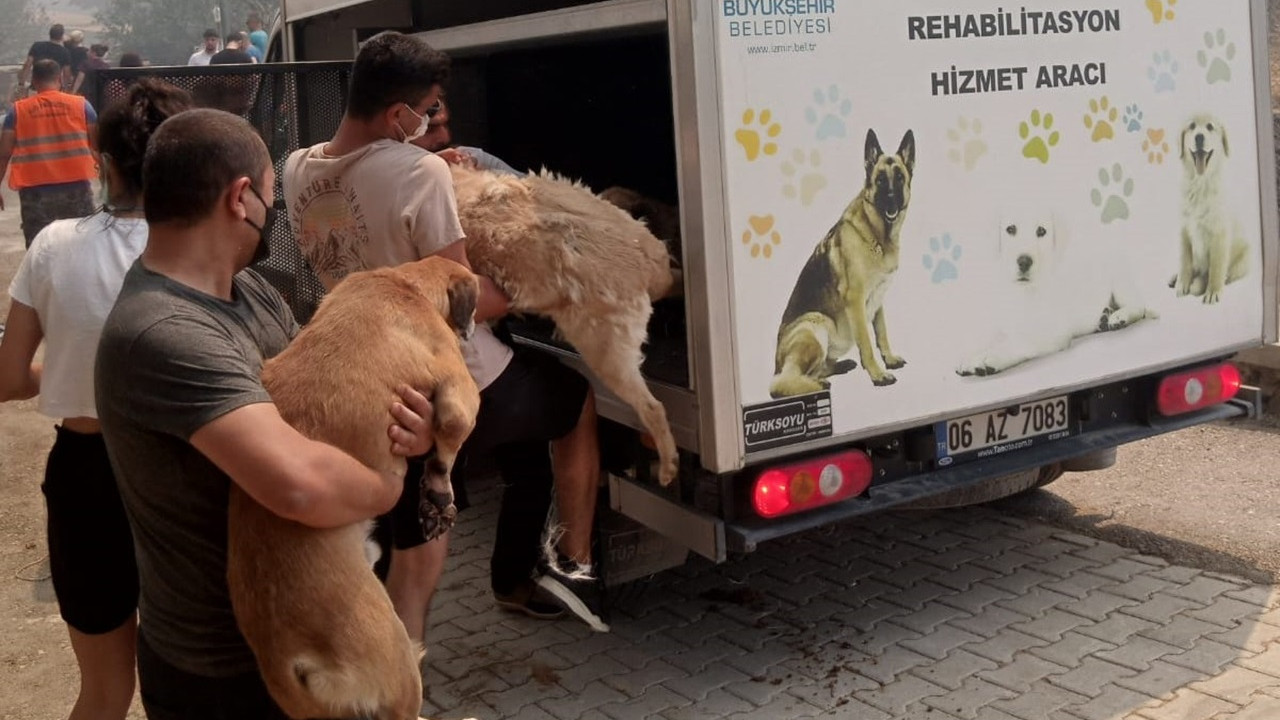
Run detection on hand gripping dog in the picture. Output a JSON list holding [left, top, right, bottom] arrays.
[[227, 256, 481, 720]]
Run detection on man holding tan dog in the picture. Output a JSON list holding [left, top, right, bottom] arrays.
[[95, 108, 437, 718], [284, 31, 603, 645]]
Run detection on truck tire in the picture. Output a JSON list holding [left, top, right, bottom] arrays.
[[897, 463, 1064, 510], [1060, 447, 1118, 472]]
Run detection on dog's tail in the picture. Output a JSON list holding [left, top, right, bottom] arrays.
[[769, 368, 828, 399]]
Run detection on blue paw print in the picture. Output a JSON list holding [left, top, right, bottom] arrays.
[[1123, 104, 1143, 133], [922, 233, 962, 284], [1148, 50, 1179, 93], [804, 85, 853, 141]]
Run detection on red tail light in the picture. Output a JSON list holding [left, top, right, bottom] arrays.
[[1156, 363, 1241, 416], [752, 450, 873, 519]]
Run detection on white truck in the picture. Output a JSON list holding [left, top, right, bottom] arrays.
[[100, 0, 1279, 584]]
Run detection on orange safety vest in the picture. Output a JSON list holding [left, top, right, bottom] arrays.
[[8, 90, 96, 190]]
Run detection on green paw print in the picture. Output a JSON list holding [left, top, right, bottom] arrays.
[[735, 108, 782, 162], [1019, 109, 1060, 164], [1091, 163, 1134, 224], [1197, 28, 1237, 84]]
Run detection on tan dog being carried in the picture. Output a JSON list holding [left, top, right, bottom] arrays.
[[449, 164, 681, 484], [226, 256, 481, 720], [771, 128, 916, 398]]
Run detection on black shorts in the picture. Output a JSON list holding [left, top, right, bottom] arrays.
[[41, 426, 139, 635], [375, 348, 589, 552]]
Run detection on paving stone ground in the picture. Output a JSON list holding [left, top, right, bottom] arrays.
[[421, 481, 1280, 720]]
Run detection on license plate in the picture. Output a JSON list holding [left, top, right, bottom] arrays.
[[935, 395, 1072, 464]]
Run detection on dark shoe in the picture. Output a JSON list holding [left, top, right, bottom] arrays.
[[534, 573, 609, 632], [494, 579, 567, 620]]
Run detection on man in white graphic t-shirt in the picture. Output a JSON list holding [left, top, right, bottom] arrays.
[[283, 31, 602, 649]]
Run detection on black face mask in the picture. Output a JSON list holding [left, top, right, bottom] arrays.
[[244, 184, 277, 265]]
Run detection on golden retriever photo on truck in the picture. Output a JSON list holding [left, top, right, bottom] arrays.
[[1172, 113, 1250, 304]]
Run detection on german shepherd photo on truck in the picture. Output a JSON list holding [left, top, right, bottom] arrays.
[[770, 128, 916, 397]]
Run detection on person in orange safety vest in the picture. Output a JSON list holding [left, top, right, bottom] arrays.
[[0, 59, 98, 248]]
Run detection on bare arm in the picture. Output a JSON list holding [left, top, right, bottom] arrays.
[[434, 239, 511, 321], [71, 70, 85, 94], [0, 300, 43, 402], [86, 122, 98, 164], [0, 129, 14, 211], [18, 55, 33, 85], [189, 385, 435, 528]]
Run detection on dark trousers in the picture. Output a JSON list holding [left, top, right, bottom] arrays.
[[18, 181, 94, 248], [136, 631, 288, 720]]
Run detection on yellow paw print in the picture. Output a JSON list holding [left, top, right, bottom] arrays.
[[735, 109, 781, 162], [1146, 0, 1175, 24], [1143, 128, 1170, 164], [1083, 96, 1117, 142], [742, 214, 782, 259]]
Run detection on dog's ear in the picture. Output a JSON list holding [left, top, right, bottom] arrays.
[[897, 130, 916, 175], [446, 274, 478, 339], [864, 129, 884, 183], [1221, 123, 1230, 157], [1180, 123, 1190, 160]]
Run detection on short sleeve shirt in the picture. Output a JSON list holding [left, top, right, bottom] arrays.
[[283, 140, 513, 389], [95, 261, 299, 677], [27, 41, 70, 69]]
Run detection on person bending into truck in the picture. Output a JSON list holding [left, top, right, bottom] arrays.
[[0, 59, 98, 248], [411, 97, 522, 176], [94, 107, 436, 719], [283, 30, 603, 647], [0, 78, 191, 720]]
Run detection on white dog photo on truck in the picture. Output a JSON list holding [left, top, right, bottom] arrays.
[[956, 209, 1158, 377], [1173, 113, 1251, 304]]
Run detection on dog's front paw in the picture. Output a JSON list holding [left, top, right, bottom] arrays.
[[882, 354, 906, 370], [1174, 275, 1191, 297], [1104, 316, 1129, 331], [1203, 290, 1221, 304], [1099, 310, 1129, 332], [869, 371, 897, 387], [957, 357, 1000, 377], [418, 486, 458, 542]]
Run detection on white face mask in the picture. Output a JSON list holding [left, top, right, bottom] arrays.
[[398, 103, 429, 143]]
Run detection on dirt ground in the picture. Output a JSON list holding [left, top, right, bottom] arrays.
[[2, 191, 1280, 718]]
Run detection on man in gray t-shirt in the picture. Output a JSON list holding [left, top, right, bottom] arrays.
[[95, 108, 434, 719], [96, 263, 298, 678]]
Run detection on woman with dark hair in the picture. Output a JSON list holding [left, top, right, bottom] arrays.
[[0, 78, 192, 720]]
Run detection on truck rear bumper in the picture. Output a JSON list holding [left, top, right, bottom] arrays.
[[609, 395, 1256, 562]]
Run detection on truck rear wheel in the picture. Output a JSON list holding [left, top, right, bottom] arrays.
[[897, 463, 1064, 510]]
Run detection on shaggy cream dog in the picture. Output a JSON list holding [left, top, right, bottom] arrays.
[[450, 164, 680, 484], [227, 256, 481, 720]]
